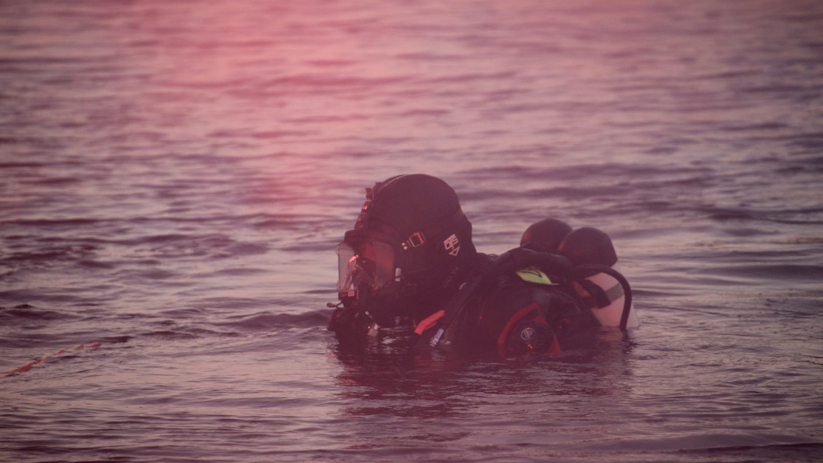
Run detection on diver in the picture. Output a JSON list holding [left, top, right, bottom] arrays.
[[328, 174, 638, 357]]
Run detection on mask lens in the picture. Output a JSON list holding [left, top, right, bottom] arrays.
[[336, 240, 396, 296], [337, 243, 357, 294]]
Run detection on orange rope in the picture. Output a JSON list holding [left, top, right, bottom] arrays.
[[4, 342, 101, 376]]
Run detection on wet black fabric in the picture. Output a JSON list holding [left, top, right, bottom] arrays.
[[418, 271, 600, 357], [369, 174, 462, 238]]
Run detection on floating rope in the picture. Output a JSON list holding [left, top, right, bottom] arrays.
[[4, 342, 101, 376]]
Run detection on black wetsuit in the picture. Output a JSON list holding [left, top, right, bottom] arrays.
[[414, 259, 600, 358]]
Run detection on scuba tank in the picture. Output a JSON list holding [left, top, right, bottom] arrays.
[[520, 218, 573, 253], [516, 220, 639, 330], [557, 227, 638, 329]]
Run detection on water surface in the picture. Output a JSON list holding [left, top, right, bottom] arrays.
[[1, 0, 822, 461]]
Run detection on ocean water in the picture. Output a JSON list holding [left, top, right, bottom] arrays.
[[1, 0, 822, 461]]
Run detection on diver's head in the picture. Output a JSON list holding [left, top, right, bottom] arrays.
[[336, 174, 477, 326]]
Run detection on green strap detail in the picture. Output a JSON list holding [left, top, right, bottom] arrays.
[[516, 267, 555, 285]]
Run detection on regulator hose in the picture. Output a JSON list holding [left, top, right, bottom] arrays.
[[571, 264, 633, 330]]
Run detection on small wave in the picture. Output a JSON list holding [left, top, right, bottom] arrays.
[[681, 442, 823, 461], [208, 129, 315, 139], [698, 205, 823, 225], [258, 74, 408, 94], [421, 71, 517, 85], [0, 304, 76, 321], [789, 132, 823, 151], [306, 59, 357, 67], [77, 259, 116, 269], [128, 269, 178, 280], [140, 329, 205, 340], [120, 233, 267, 259], [2, 218, 103, 228], [0, 161, 46, 168], [280, 241, 335, 252], [396, 52, 465, 61], [458, 162, 703, 187], [224, 243, 268, 256], [217, 310, 329, 331], [25, 176, 82, 186], [700, 264, 823, 282], [97, 335, 132, 344], [157, 307, 207, 317], [727, 122, 789, 132]]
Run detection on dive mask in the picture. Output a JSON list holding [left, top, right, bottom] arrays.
[[336, 235, 399, 301]]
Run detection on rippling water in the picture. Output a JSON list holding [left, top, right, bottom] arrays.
[[2, 0, 822, 461]]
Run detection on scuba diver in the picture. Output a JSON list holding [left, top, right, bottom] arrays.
[[328, 174, 638, 358]]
